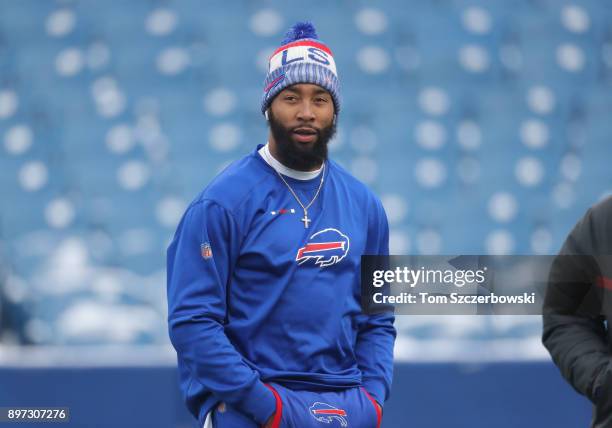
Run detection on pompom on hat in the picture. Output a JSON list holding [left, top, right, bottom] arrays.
[[261, 22, 340, 115]]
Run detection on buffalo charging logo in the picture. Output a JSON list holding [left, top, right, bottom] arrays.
[[309, 402, 348, 427], [295, 228, 350, 268]]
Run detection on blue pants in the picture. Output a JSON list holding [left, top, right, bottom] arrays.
[[212, 383, 381, 428]]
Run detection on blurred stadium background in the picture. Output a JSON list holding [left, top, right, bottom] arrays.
[[0, 0, 609, 426]]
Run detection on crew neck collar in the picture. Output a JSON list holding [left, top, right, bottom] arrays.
[[258, 143, 323, 181]]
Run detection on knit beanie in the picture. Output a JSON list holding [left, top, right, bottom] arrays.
[[261, 22, 340, 115]]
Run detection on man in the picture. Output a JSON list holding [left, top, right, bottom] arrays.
[[543, 195, 612, 427], [167, 22, 396, 428]]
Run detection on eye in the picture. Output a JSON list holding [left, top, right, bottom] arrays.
[[284, 95, 297, 102], [315, 97, 329, 103]]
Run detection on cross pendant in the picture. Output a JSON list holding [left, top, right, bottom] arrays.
[[301, 213, 311, 228]]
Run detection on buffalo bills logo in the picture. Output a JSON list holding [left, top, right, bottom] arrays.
[[296, 228, 350, 268], [264, 72, 285, 93], [309, 402, 348, 427]]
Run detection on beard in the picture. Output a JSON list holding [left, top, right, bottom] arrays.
[[268, 110, 336, 171]]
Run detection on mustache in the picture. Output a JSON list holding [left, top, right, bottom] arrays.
[[291, 126, 320, 134]]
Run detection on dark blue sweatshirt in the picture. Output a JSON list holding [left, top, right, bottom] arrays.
[[167, 144, 396, 426]]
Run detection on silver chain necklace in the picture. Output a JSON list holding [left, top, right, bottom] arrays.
[[264, 148, 325, 228]]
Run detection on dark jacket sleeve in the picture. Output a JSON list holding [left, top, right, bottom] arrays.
[[542, 197, 612, 404]]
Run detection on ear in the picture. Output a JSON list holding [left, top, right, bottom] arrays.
[[333, 114, 337, 125], [265, 110, 270, 121]]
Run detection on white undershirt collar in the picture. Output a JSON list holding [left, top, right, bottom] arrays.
[[258, 143, 323, 181]]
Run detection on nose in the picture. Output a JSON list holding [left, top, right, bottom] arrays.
[[296, 101, 315, 122]]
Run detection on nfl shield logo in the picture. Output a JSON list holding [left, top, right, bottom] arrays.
[[201, 242, 212, 259]]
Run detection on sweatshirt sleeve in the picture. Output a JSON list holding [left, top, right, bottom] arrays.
[[166, 199, 276, 424], [542, 204, 611, 404], [354, 195, 397, 405]]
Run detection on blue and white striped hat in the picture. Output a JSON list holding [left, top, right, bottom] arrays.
[[261, 22, 340, 115]]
